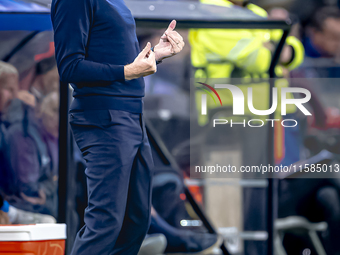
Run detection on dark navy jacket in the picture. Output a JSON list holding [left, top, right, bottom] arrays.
[[51, 0, 144, 113]]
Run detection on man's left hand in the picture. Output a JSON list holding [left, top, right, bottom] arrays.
[[154, 20, 185, 61]]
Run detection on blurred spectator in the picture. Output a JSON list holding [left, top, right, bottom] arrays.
[[37, 91, 59, 139], [7, 205, 56, 224], [303, 7, 340, 58], [0, 61, 13, 224], [30, 57, 59, 104], [17, 90, 36, 108], [268, 7, 290, 20], [1, 191, 56, 224], [289, 0, 338, 29], [0, 61, 18, 116], [0, 61, 19, 195], [291, 7, 340, 127], [268, 7, 301, 39], [5, 91, 59, 218]]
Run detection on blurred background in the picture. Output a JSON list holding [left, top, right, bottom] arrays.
[[2, 0, 340, 254]]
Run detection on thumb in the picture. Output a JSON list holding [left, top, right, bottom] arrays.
[[138, 42, 152, 58], [165, 20, 176, 34]]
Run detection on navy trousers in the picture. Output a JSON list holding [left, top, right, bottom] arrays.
[[69, 109, 154, 255]]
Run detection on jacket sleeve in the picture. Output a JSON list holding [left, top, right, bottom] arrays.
[[229, 37, 271, 74], [51, 0, 125, 84], [230, 33, 304, 73], [189, 29, 272, 74], [283, 36, 305, 70], [271, 30, 305, 71]]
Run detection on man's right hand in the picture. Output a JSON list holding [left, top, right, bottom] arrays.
[[124, 42, 157, 81]]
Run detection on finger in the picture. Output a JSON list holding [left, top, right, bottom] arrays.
[[142, 71, 154, 77], [145, 49, 153, 59], [167, 32, 182, 45], [171, 36, 184, 53], [167, 34, 180, 53], [146, 50, 151, 58], [180, 40, 185, 49], [176, 40, 185, 53], [138, 42, 152, 59], [146, 50, 155, 60], [165, 20, 177, 34], [150, 52, 157, 64], [177, 42, 184, 53], [168, 31, 183, 43]]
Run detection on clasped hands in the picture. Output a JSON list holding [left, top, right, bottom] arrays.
[[124, 20, 185, 80]]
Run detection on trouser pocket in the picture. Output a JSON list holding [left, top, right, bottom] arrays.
[[69, 110, 112, 127]]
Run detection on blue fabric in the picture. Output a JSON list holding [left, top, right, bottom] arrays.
[[0, 14, 52, 31], [0, 0, 51, 31], [303, 36, 323, 58], [0, 201, 9, 213], [0, 0, 49, 12], [69, 109, 154, 255], [0, 122, 12, 195], [280, 124, 301, 166], [51, 0, 145, 112], [70, 95, 144, 113]]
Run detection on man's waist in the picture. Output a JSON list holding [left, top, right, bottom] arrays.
[[70, 95, 144, 113]]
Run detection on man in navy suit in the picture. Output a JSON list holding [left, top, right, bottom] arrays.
[[51, 0, 184, 254]]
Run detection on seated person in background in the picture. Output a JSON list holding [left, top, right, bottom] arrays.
[[291, 6, 340, 79], [0, 192, 56, 224], [5, 91, 59, 219], [302, 7, 340, 59], [2, 58, 59, 132], [0, 61, 19, 195], [30, 57, 59, 104], [0, 61, 18, 120], [0, 61, 56, 224]]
